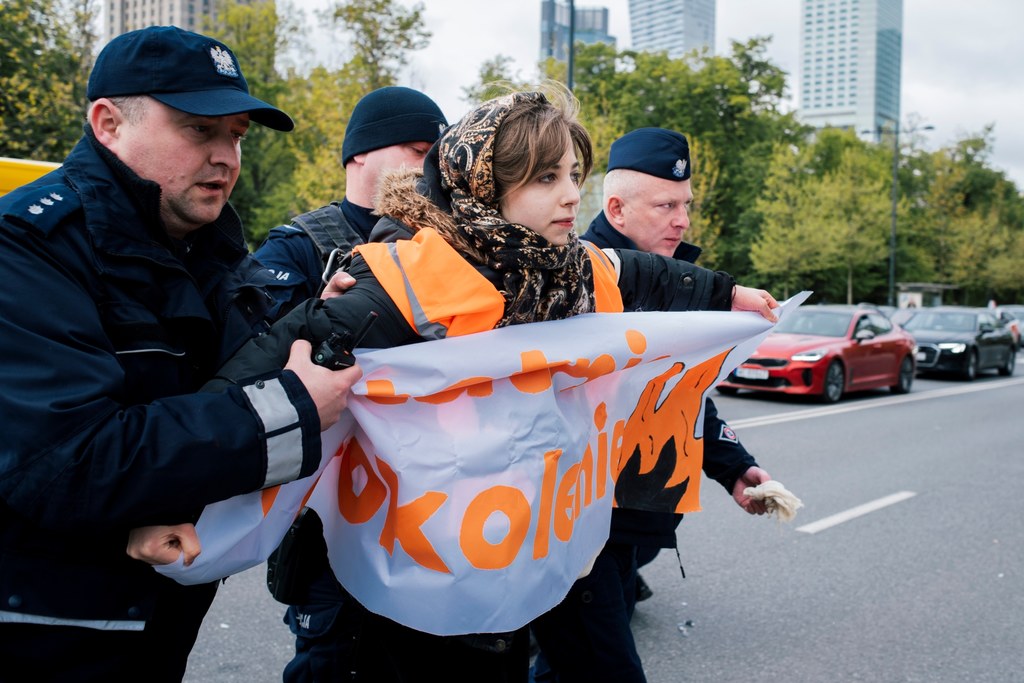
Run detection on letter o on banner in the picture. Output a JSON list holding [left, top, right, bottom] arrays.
[[337, 440, 388, 524], [460, 486, 531, 570]]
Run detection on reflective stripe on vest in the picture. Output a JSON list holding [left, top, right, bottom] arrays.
[[355, 228, 623, 339]]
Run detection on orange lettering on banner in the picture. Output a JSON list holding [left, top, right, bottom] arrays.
[[579, 441, 595, 508], [609, 418, 626, 482], [333, 329, 734, 570], [553, 462, 582, 542], [363, 329, 651, 408], [375, 456, 451, 573], [261, 486, 279, 517], [363, 379, 410, 405], [510, 350, 561, 393], [592, 404, 608, 500], [623, 329, 647, 369], [460, 486, 531, 570], [532, 448, 562, 559], [337, 439, 388, 524], [417, 377, 494, 404]]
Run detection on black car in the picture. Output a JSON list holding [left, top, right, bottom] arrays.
[[901, 306, 1016, 380]]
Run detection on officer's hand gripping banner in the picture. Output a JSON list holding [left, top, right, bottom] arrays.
[[157, 294, 809, 635]]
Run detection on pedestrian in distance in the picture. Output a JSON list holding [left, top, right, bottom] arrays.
[[0, 25, 360, 682], [133, 83, 779, 682], [530, 127, 774, 683]]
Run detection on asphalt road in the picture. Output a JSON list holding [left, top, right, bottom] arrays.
[[185, 357, 1024, 682]]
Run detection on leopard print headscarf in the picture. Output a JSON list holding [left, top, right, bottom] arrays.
[[435, 91, 596, 327]]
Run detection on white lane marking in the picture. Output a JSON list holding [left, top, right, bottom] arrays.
[[796, 491, 917, 535], [725, 376, 1024, 430]]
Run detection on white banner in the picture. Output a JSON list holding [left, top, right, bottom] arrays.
[[158, 293, 810, 635]]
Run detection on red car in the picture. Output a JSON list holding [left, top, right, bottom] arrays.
[[717, 304, 917, 403]]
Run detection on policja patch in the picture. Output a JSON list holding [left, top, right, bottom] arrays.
[[719, 423, 739, 443]]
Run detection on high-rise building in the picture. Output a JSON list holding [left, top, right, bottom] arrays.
[[104, 0, 216, 43], [798, 0, 903, 136], [628, 0, 715, 60], [540, 0, 616, 63]]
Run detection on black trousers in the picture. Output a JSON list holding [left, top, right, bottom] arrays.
[[530, 542, 646, 683], [283, 563, 530, 683], [0, 578, 217, 683]]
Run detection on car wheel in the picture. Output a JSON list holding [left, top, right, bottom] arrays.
[[821, 360, 845, 403], [998, 346, 1016, 376], [716, 386, 739, 396], [961, 349, 978, 381], [890, 356, 914, 394]]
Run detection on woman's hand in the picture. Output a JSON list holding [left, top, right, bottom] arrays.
[[731, 285, 779, 322], [321, 270, 357, 299]]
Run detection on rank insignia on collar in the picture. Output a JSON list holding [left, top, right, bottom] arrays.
[[210, 46, 239, 78]]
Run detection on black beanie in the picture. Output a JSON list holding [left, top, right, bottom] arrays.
[[341, 86, 448, 165]]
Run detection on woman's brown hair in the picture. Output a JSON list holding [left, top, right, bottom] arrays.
[[490, 81, 593, 203]]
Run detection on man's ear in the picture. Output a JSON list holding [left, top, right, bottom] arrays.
[[88, 98, 124, 148], [605, 195, 627, 229]]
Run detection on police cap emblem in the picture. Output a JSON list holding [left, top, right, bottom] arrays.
[[209, 46, 239, 78]]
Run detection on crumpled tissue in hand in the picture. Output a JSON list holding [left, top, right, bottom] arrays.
[[743, 480, 804, 522]]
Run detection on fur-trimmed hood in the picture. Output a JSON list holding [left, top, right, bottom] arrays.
[[373, 167, 456, 236]]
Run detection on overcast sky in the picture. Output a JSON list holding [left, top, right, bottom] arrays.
[[296, 0, 1024, 188]]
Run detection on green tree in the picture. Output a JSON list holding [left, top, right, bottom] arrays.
[[911, 130, 1024, 304], [750, 144, 836, 299], [561, 38, 806, 274], [813, 144, 890, 303], [204, 0, 302, 242], [0, 0, 97, 161], [249, 0, 433, 239], [329, 0, 430, 91], [462, 55, 526, 105]]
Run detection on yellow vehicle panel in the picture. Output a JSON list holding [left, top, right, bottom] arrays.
[[0, 157, 62, 196]]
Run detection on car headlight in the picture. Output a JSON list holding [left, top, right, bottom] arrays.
[[791, 348, 827, 362], [937, 343, 967, 354]]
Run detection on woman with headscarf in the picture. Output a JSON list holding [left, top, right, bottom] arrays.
[[131, 84, 778, 681]]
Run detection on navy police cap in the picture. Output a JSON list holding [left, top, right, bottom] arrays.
[[607, 127, 691, 181], [87, 26, 294, 132]]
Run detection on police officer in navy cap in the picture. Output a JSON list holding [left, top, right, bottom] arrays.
[[530, 128, 774, 683], [255, 86, 448, 318], [0, 25, 360, 681]]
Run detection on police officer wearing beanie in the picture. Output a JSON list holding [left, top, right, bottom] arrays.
[[255, 86, 448, 317], [530, 128, 774, 683], [0, 26, 360, 681], [252, 86, 448, 683]]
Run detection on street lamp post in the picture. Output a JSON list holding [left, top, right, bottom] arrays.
[[567, 0, 576, 90], [887, 125, 899, 308], [873, 123, 934, 308]]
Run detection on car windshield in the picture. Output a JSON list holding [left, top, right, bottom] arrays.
[[902, 312, 977, 332], [775, 310, 852, 337]]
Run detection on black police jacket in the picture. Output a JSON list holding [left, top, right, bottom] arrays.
[[583, 213, 758, 548], [0, 130, 323, 629]]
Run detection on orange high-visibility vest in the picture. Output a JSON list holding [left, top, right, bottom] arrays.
[[354, 228, 623, 339]]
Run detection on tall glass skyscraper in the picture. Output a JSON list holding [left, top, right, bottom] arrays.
[[628, 0, 716, 60], [540, 0, 617, 63], [798, 0, 903, 136]]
